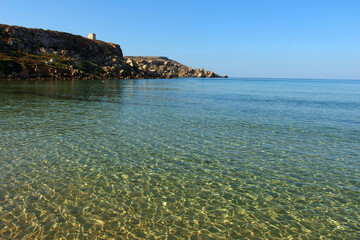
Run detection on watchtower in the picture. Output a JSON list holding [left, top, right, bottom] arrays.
[[88, 33, 96, 40]]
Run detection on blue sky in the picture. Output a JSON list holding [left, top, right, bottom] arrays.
[[1, 0, 360, 79]]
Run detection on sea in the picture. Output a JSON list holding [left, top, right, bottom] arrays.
[[0, 78, 359, 239]]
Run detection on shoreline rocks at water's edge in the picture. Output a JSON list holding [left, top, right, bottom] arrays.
[[0, 24, 227, 80]]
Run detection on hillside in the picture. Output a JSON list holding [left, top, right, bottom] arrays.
[[0, 24, 226, 80]]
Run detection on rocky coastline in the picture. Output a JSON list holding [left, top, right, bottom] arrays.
[[0, 24, 227, 80]]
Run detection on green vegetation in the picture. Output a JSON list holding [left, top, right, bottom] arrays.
[[0, 51, 72, 76]]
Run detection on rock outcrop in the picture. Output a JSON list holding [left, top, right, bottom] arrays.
[[0, 24, 226, 80], [120, 56, 223, 79]]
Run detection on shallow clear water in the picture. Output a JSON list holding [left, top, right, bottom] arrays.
[[0, 78, 359, 239]]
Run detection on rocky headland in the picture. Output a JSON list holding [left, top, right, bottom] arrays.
[[0, 24, 226, 80]]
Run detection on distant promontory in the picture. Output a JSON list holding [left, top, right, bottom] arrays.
[[0, 24, 227, 80]]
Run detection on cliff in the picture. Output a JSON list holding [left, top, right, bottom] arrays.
[[0, 24, 226, 80]]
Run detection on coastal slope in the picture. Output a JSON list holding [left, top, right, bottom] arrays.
[[0, 24, 226, 80]]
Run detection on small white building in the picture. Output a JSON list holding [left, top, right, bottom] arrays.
[[88, 33, 96, 40]]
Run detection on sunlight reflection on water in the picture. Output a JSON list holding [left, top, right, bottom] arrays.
[[0, 78, 359, 239]]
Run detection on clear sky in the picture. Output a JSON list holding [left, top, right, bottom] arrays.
[[1, 0, 360, 79]]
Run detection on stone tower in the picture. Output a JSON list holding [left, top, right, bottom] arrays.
[[88, 33, 96, 40]]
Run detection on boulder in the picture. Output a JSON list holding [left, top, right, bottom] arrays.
[[39, 47, 49, 53], [142, 64, 149, 71], [206, 71, 215, 78], [126, 58, 138, 68], [148, 70, 159, 78], [197, 72, 205, 78]]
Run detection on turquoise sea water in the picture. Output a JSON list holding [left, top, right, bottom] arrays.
[[0, 78, 359, 239]]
